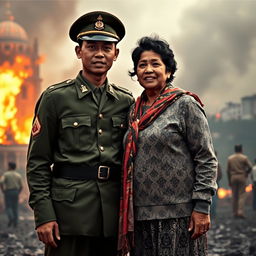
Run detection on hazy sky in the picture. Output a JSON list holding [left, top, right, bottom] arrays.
[[1, 0, 256, 114]]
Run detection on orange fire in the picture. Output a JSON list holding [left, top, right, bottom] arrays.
[[0, 55, 33, 144], [218, 187, 232, 199], [35, 55, 46, 65], [218, 184, 253, 199]]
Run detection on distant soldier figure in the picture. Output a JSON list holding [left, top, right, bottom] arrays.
[[0, 162, 23, 227], [227, 144, 252, 218], [251, 158, 256, 210]]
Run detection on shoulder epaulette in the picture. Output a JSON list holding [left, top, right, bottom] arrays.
[[111, 83, 133, 96], [46, 79, 75, 92]]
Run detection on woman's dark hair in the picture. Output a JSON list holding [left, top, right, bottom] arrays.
[[129, 36, 177, 83]]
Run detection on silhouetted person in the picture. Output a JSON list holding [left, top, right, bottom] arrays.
[[251, 158, 256, 210], [0, 162, 23, 227], [227, 145, 252, 218]]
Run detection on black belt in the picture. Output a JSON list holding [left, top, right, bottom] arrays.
[[53, 163, 121, 181]]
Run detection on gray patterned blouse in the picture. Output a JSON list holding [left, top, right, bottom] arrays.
[[133, 93, 218, 221]]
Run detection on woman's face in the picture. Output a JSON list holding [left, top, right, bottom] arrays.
[[136, 50, 171, 91]]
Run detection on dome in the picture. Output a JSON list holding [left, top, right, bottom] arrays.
[[0, 20, 28, 43]]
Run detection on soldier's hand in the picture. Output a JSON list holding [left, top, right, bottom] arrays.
[[36, 221, 60, 248], [188, 211, 210, 240]]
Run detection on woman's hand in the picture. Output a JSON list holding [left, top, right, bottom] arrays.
[[36, 221, 60, 248], [188, 211, 210, 239]]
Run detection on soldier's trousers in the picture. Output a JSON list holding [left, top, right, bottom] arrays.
[[230, 174, 247, 216], [45, 235, 117, 256], [4, 189, 20, 227]]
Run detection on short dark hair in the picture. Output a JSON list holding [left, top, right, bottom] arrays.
[[8, 162, 16, 170], [129, 36, 177, 83], [234, 144, 242, 153]]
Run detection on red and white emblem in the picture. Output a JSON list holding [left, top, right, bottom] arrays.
[[31, 116, 41, 136]]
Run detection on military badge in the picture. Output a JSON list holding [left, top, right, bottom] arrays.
[[31, 116, 41, 136], [95, 15, 104, 30], [80, 84, 88, 93]]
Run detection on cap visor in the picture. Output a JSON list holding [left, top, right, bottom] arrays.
[[79, 35, 118, 42]]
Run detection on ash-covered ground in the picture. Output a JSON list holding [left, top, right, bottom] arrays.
[[0, 203, 44, 256], [208, 197, 256, 256], [0, 197, 256, 256]]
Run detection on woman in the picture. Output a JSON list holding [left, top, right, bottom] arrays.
[[118, 36, 217, 256]]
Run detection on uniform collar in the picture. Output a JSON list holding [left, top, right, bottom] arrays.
[[106, 83, 119, 100], [75, 71, 119, 100], [75, 72, 92, 99]]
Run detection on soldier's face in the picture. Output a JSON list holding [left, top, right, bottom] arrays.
[[75, 40, 119, 76]]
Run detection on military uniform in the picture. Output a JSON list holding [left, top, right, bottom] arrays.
[[227, 146, 252, 217], [27, 72, 133, 233], [0, 163, 23, 227], [26, 11, 134, 256]]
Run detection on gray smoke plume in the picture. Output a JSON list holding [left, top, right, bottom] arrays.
[[0, 0, 77, 44], [173, 0, 256, 112], [0, 0, 79, 88]]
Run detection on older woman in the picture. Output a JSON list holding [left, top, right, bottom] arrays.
[[118, 36, 217, 256]]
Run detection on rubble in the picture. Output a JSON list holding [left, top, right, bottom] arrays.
[[208, 198, 256, 256], [0, 205, 44, 256], [0, 198, 256, 255]]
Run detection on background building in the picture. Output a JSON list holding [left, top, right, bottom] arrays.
[[217, 94, 256, 122], [0, 4, 41, 172], [242, 95, 256, 120]]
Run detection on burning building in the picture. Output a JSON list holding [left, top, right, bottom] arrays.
[[0, 5, 42, 172]]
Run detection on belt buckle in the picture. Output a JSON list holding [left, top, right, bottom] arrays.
[[98, 165, 110, 180]]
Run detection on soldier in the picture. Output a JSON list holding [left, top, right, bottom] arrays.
[[26, 11, 134, 256], [227, 144, 252, 218], [0, 162, 23, 228], [251, 158, 256, 210]]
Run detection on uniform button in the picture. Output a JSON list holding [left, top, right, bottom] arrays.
[[73, 122, 78, 126], [99, 113, 103, 119], [120, 123, 124, 128], [98, 129, 103, 135], [99, 146, 104, 152]]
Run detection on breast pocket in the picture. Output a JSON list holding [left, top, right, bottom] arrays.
[[111, 116, 127, 149], [59, 115, 93, 153]]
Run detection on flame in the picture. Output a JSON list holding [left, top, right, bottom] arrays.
[[36, 55, 46, 65], [0, 55, 33, 144], [245, 184, 252, 193], [215, 112, 221, 119], [218, 184, 253, 199], [218, 187, 232, 199]]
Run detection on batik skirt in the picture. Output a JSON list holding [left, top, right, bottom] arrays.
[[131, 217, 207, 256]]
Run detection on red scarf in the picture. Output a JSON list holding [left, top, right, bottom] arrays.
[[117, 84, 203, 256]]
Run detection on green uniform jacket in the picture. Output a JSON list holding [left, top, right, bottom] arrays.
[[26, 72, 134, 237]]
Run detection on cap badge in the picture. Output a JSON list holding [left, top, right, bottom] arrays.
[[80, 84, 88, 93], [95, 15, 104, 31]]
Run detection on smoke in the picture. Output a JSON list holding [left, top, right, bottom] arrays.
[[0, 0, 79, 87], [0, 0, 77, 43], [173, 0, 256, 113], [1, 0, 255, 113]]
